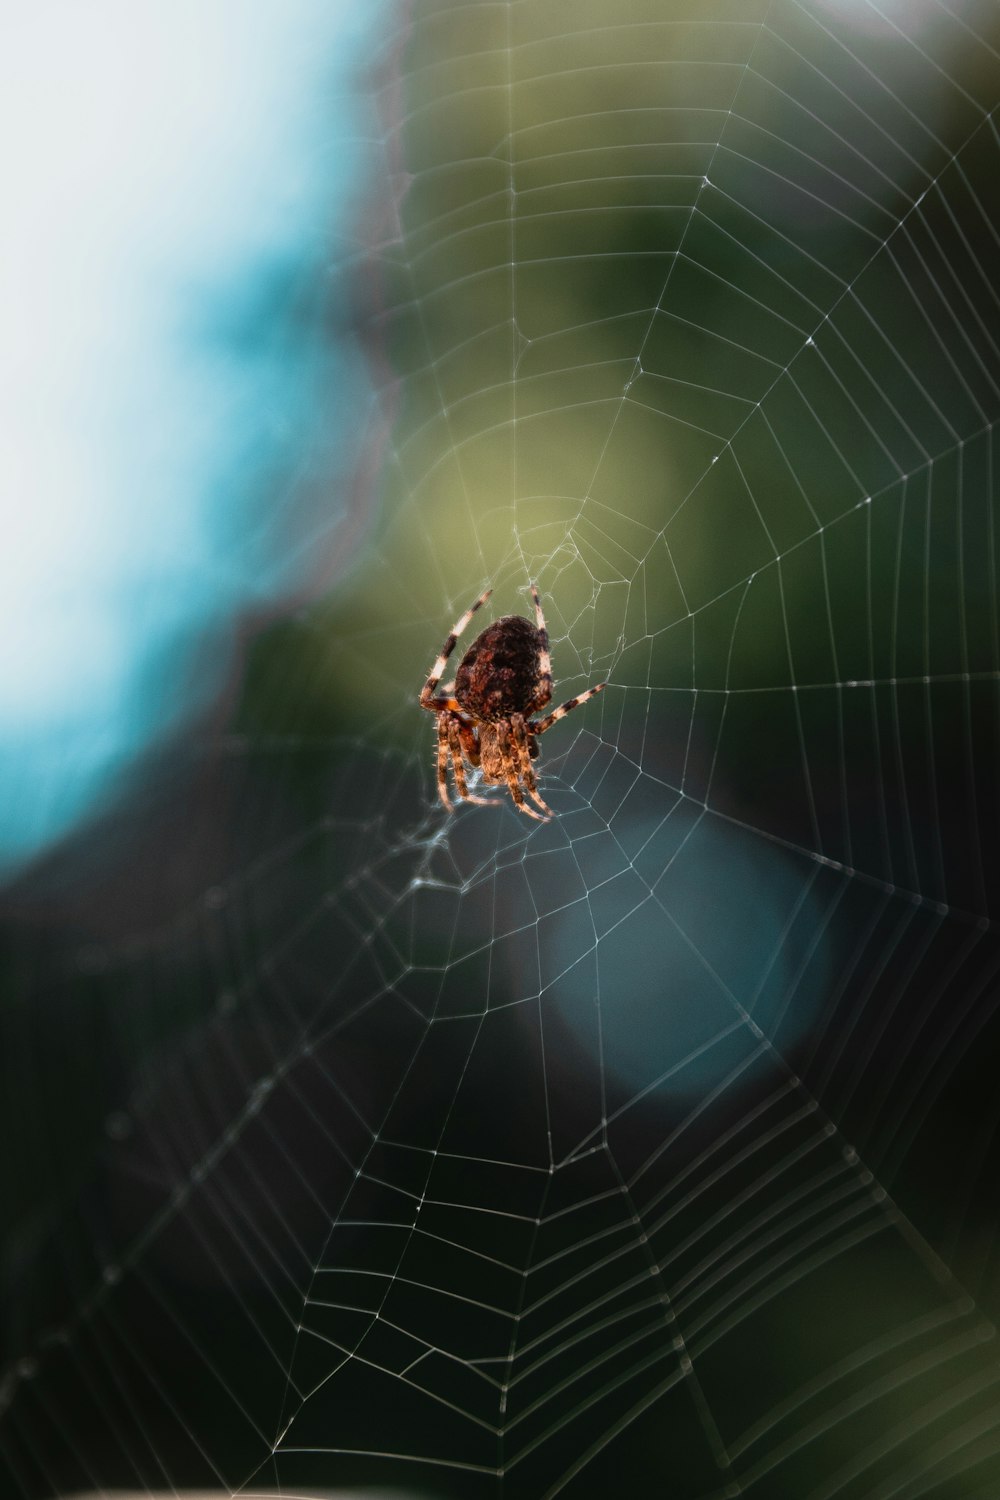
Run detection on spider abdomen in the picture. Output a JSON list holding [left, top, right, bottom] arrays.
[[454, 614, 541, 722]]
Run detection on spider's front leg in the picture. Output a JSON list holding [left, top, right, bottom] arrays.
[[457, 720, 480, 767], [435, 714, 453, 809], [511, 714, 553, 818], [497, 721, 549, 823], [446, 716, 493, 807]]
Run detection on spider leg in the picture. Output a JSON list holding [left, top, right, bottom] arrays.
[[497, 722, 549, 822], [528, 582, 552, 713], [420, 587, 492, 711], [511, 713, 554, 818], [528, 681, 606, 737], [447, 716, 494, 806], [457, 719, 480, 766], [436, 715, 453, 810]]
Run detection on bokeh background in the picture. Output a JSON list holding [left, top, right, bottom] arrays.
[[3, 1, 1000, 1496]]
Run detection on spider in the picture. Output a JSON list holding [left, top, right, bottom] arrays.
[[419, 584, 607, 821]]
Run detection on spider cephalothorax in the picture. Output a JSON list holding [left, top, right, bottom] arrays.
[[419, 584, 606, 821]]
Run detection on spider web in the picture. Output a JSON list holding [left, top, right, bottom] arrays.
[[4, 1, 1000, 1497]]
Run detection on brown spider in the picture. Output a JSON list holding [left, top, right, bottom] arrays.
[[419, 584, 607, 821]]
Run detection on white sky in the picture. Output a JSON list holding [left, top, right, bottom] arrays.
[[0, 1, 376, 873]]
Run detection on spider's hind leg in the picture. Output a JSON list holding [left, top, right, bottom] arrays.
[[420, 587, 492, 711], [529, 582, 552, 713], [528, 681, 606, 737]]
